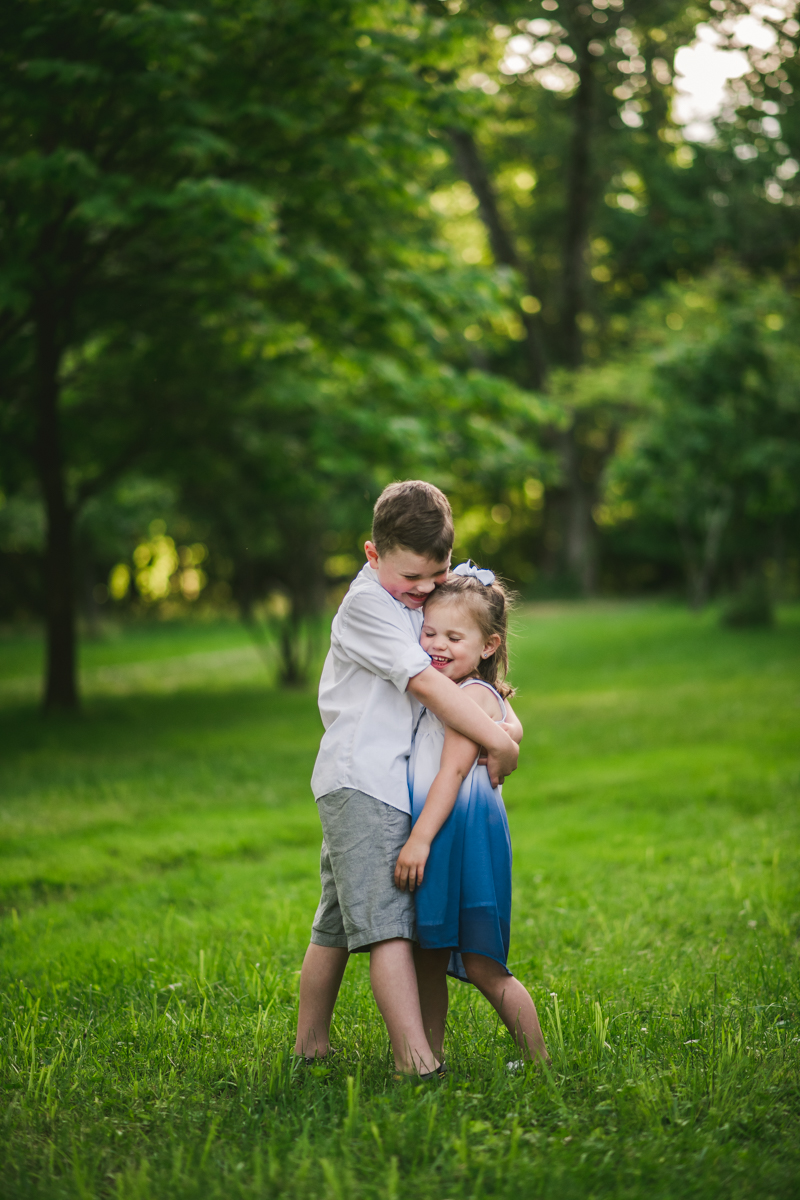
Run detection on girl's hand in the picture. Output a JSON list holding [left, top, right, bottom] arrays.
[[394, 835, 431, 892]]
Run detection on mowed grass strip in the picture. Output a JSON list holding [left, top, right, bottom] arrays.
[[0, 603, 798, 1199]]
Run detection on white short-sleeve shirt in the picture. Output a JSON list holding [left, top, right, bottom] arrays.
[[310, 563, 432, 813]]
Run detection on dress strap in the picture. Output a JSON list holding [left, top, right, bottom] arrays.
[[459, 677, 507, 722]]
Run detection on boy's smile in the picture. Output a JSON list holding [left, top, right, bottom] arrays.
[[364, 542, 450, 610]]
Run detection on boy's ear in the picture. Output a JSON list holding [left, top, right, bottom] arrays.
[[365, 541, 379, 567]]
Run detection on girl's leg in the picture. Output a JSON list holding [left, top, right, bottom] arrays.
[[461, 953, 549, 1063], [413, 947, 451, 1060]]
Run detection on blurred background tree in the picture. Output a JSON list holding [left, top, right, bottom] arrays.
[[0, 0, 546, 703], [606, 269, 800, 609], [1, 0, 799, 706], [421, 0, 800, 592]]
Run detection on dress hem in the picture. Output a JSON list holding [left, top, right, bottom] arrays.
[[417, 938, 513, 981]]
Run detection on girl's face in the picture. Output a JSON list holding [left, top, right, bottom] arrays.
[[420, 596, 500, 683]]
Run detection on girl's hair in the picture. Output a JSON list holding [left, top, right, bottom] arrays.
[[425, 571, 516, 698]]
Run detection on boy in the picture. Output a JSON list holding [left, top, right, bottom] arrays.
[[294, 481, 519, 1077]]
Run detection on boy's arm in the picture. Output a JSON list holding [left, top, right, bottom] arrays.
[[395, 726, 478, 892], [502, 699, 523, 745], [477, 699, 522, 768], [408, 666, 519, 787]]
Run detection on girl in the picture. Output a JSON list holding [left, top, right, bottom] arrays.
[[394, 562, 548, 1066]]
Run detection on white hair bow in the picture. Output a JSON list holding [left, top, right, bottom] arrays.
[[452, 560, 495, 585]]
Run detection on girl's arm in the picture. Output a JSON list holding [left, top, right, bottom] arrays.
[[395, 686, 503, 892], [394, 724, 478, 892]]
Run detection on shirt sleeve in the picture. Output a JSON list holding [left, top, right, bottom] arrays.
[[336, 590, 431, 692]]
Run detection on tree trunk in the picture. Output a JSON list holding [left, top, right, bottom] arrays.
[[35, 301, 78, 710], [559, 54, 598, 593], [678, 495, 732, 610], [562, 56, 594, 369], [559, 425, 597, 594], [449, 81, 602, 594], [677, 527, 706, 610], [448, 127, 548, 390]]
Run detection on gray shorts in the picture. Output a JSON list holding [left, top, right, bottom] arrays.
[[311, 788, 416, 953]]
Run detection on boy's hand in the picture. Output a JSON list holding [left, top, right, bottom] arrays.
[[485, 731, 519, 787], [478, 717, 523, 767], [394, 834, 431, 892]]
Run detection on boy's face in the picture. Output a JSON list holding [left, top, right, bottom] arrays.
[[364, 542, 450, 610]]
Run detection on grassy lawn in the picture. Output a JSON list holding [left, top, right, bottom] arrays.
[[1, 603, 799, 1199]]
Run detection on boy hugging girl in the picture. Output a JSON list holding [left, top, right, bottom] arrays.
[[294, 481, 547, 1078]]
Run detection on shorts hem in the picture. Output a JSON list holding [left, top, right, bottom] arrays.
[[346, 921, 417, 954], [310, 929, 349, 949]]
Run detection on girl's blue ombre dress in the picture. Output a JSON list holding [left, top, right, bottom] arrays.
[[409, 678, 513, 983]]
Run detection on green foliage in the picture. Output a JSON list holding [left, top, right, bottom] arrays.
[[0, 0, 468, 494], [1, 604, 799, 1196], [606, 270, 800, 605], [0, 0, 553, 691], [446, 1, 708, 359], [393, 1, 800, 590], [432, 0, 800, 369], [720, 573, 774, 629], [4, 0, 800, 696]]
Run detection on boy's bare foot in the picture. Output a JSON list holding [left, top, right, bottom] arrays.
[[296, 1046, 338, 1066], [393, 1061, 448, 1083]]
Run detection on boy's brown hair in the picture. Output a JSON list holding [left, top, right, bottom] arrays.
[[372, 481, 454, 562]]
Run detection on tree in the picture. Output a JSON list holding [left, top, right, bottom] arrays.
[[0, 0, 341, 706], [605, 270, 800, 607], [0, 0, 547, 699], [415, 0, 800, 591], [166, 329, 551, 683]]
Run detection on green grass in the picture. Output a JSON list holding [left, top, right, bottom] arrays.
[[1, 603, 799, 1199]]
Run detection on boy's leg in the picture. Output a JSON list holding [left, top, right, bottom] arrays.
[[295, 804, 351, 1059], [294, 943, 349, 1059], [370, 938, 440, 1074], [461, 952, 549, 1063], [413, 946, 451, 1060], [310, 790, 438, 1073]]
